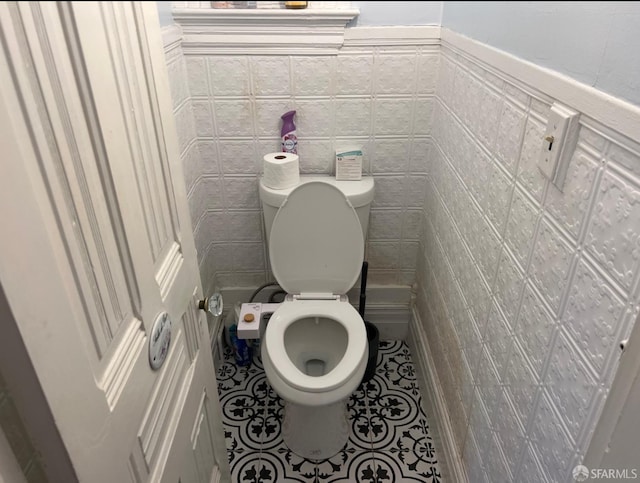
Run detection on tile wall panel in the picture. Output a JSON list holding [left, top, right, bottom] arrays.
[[167, 41, 438, 289], [165, 29, 640, 483], [418, 43, 640, 482]]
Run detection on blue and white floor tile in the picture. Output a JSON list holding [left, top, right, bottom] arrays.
[[217, 340, 443, 482]]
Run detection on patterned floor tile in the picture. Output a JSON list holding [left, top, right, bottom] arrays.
[[321, 451, 379, 483], [347, 400, 373, 451], [216, 340, 442, 482], [349, 380, 369, 409], [258, 449, 319, 482], [262, 376, 286, 408], [315, 443, 373, 482], [260, 403, 285, 451], [372, 450, 443, 482], [222, 406, 265, 454], [229, 451, 263, 483], [366, 375, 423, 410], [217, 354, 264, 395], [367, 397, 428, 450], [219, 374, 270, 410], [376, 340, 412, 364], [372, 341, 422, 401]]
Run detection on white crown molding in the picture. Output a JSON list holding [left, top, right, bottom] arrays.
[[172, 8, 359, 55], [408, 307, 468, 483], [441, 28, 640, 143], [343, 26, 440, 47]]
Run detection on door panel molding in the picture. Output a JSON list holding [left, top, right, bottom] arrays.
[[190, 391, 218, 483], [100, 318, 147, 409], [136, 331, 192, 475], [0, 3, 229, 481], [99, 2, 171, 259], [156, 241, 185, 301], [183, 291, 202, 362], [8, 2, 140, 359]]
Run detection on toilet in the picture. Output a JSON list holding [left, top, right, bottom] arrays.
[[259, 175, 375, 460]]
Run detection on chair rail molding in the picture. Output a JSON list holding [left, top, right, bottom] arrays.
[[343, 25, 440, 47]]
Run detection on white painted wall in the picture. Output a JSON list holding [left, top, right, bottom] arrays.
[[158, 0, 640, 106], [157, 1, 173, 27], [442, 1, 640, 107], [157, 2, 444, 27], [351, 2, 442, 26]]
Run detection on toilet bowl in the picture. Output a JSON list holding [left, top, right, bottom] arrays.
[[259, 178, 374, 460], [261, 299, 368, 459], [262, 299, 367, 406]]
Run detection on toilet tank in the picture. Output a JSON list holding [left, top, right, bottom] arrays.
[[259, 176, 375, 244]]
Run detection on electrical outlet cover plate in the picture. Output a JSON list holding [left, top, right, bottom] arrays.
[[538, 103, 580, 191]]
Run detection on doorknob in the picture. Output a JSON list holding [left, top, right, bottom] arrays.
[[199, 292, 223, 317]]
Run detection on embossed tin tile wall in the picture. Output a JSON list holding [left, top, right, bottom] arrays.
[[165, 27, 640, 483], [417, 43, 640, 482], [164, 42, 218, 296], [168, 43, 437, 289]]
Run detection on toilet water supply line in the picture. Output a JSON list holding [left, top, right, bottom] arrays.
[[249, 281, 281, 303]]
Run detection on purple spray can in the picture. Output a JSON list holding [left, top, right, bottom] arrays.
[[281, 110, 297, 154]]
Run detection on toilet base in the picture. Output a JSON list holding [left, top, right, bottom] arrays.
[[282, 399, 348, 460]]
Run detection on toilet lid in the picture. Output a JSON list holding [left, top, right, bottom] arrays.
[[269, 181, 364, 295]]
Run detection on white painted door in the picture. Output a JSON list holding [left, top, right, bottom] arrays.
[[0, 2, 229, 482]]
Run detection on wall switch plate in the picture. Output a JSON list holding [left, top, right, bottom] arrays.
[[538, 102, 580, 192]]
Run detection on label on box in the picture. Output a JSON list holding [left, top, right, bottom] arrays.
[[335, 149, 363, 181]]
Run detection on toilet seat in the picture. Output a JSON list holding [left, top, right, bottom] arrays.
[[263, 181, 368, 406], [265, 299, 366, 393]]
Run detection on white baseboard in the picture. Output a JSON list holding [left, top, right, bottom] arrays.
[[408, 306, 468, 483], [363, 305, 409, 340]]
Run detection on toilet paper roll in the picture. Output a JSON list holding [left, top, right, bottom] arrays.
[[263, 152, 300, 189]]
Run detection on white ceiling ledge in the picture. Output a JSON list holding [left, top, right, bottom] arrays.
[[172, 8, 359, 55]]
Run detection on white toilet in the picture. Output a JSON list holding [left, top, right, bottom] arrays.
[[259, 175, 375, 460]]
